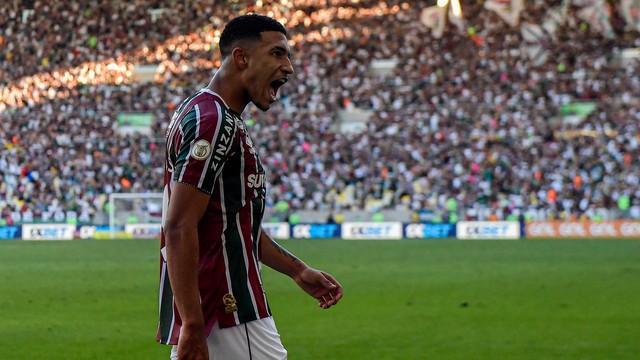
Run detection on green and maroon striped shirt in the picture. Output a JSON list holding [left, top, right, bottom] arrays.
[[157, 89, 270, 345]]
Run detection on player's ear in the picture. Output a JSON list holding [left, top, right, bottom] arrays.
[[232, 48, 248, 67]]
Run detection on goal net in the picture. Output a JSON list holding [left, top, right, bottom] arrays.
[[108, 192, 163, 239]]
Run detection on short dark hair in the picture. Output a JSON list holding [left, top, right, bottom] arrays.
[[219, 14, 287, 59]]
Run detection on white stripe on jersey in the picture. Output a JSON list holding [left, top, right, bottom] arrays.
[[247, 123, 268, 307], [236, 209, 260, 317], [167, 91, 203, 166], [212, 103, 230, 181], [195, 104, 210, 188], [250, 137, 262, 200], [176, 107, 193, 182], [197, 101, 223, 189], [219, 176, 241, 325], [160, 261, 177, 343], [167, 299, 176, 344], [159, 261, 167, 315], [201, 88, 232, 109], [254, 202, 269, 306], [236, 139, 260, 316]]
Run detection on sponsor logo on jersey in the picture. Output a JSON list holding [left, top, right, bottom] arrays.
[[247, 173, 266, 188], [210, 113, 236, 171]]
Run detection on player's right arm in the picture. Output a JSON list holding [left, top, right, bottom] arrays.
[[163, 97, 232, 358], [164, 181, 211, 360]]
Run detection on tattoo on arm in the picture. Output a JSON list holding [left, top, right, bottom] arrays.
[[271, 239, 299, 262]]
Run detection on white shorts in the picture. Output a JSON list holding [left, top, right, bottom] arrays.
[[170, 316, 287, 360]]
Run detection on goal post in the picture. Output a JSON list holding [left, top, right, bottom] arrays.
[[108, 192, 164, 239]]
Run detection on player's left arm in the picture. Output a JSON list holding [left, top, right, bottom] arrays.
[[259, 228, 343, 309]]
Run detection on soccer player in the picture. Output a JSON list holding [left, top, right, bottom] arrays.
[[156, 14, 343, 360]]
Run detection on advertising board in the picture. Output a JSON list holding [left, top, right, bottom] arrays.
[[456, 221, 520, 240], [22, 224, 75, 240], [0, 226, 21, 240], [263, 222, 290, 239], [77, 225, 97, 239], [404, 223, 455, 239], [526, 221, 640, 239], [292, 224, 341, 239], [125, 223, 162, 238], [342, 222, 403, 240]]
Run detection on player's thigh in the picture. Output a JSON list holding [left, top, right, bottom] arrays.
[[206, 317, 287, 360]]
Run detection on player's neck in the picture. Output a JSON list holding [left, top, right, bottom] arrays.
[[207, 68, 248, 114]]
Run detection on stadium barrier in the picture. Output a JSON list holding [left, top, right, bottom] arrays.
[[342, 222, 404, 240], [3, 221, 640, 240], [125, 223, 162, 239], [405, 223, 456, 239], [456, 221, 521, 240], [262, 222, 291, 239], [0, 226, 21, 240], [22, 224, 76, 240], [292, 223, 341, 239], [525, 220, 640, 239]]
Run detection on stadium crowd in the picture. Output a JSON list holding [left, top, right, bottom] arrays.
[[1, 0, 639, 225]]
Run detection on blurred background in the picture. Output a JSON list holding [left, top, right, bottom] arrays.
[[1, 0, 639, 230], [2, 2, 640, 359]]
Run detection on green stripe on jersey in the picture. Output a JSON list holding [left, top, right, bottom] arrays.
[[251, 198, 263, 256], [175, 92, 199, 115], [222, 175, 257, 324], [225, 225, 257, 324], [159, 267, 175, 344], [173, 108, 198, 179]]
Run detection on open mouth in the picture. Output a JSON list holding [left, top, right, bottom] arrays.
[[269, 78, 288, 101]]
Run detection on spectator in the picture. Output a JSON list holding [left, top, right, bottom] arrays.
[[1, 0, 639, 223]]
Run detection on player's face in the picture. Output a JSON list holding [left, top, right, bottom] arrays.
[[243, 31, 294, 111]]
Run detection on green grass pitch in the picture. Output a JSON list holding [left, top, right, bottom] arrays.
[[1, 238, 639, 359]]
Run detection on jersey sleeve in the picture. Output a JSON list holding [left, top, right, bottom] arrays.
[[172, 102, 236, 194]]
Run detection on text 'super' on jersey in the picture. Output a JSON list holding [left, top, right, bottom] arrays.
[[157, 89, 269, 345]]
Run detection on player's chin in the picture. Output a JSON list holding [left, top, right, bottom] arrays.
[[254, 97, 275, 111], [254, 101, 272, 112]]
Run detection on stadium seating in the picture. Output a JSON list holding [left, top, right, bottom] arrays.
[[1, 0, 639, 224]]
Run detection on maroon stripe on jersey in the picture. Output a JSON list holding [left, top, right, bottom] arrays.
[[236, 116, 270, 320], [240, 202, 271, 319], [234, 137, 269, 319], [166, 91, 203, 158], [176, 103, 215, 187], [198, 219, 232, 333]]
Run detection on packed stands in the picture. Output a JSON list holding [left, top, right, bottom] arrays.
[[1, 0, 639, 225]]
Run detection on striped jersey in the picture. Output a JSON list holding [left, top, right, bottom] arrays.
[[157, 88, 270, 345]]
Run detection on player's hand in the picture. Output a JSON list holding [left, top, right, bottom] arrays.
[[176, 325, 209, 360], [294, 268, 343, 309]]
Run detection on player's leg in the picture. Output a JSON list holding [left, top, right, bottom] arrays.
[[206, 316, 287, 360]]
